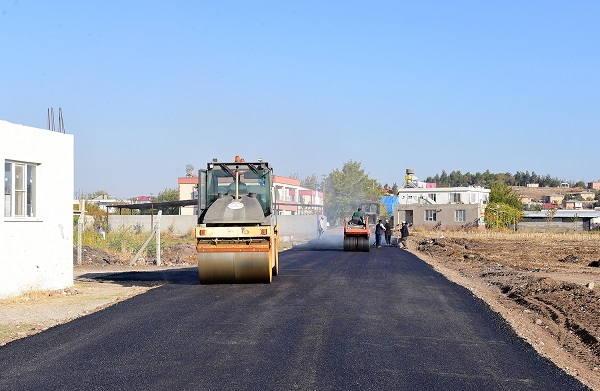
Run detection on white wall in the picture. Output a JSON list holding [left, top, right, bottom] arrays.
[[107, 215, 198, 235], [0, 120, 74, 298]]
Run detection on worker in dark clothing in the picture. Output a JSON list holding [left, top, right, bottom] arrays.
[[400, 221, 410, 249], [384, 219, 393, 246], [375, 219, 386, 248], [351, 208, 365, 225]]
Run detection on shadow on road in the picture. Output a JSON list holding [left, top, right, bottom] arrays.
[[80, 268, 200, 286]]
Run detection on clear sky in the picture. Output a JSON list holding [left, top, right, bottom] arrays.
[[1, 1, 598, 198]]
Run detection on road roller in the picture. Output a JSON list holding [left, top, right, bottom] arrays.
[[194, 156, 279, 283], [343, 215, 371, 252]]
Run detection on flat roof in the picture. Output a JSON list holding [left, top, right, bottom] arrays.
[[105, 199, 197, 211], [523, 210, 600, 218]]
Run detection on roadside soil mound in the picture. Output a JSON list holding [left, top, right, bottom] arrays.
[[410, 231, 600, 389], [73, 244, 197, 267]]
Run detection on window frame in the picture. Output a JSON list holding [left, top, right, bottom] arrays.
[[4, 160, 38, 219], [454, 209, 466, 222], [425, 209, 437, 222]]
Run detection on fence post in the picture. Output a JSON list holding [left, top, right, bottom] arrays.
[[77, 203, 85, 266], [155, 211, 162, 266]]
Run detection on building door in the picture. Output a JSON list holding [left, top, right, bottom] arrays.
[[406, 210, 414, 225]]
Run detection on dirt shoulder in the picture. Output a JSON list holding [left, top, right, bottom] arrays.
[[406, 231, 600, 390], [0, 267, 162, 346], [1, 244, 199, 347]]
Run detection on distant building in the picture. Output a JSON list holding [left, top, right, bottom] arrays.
[[393, 186, 490, 229], [177, 176, 198, 216], [564, 200, 583, 210], [545, 194, 565, 205], [519, 195, 533, 204], [519, 210, 600, 231], [588, 181, 600, 190], [1, 120, 74, 298], [567, 190, 596, 201]]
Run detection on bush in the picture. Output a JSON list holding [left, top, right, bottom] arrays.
[[74, 227, 186, 257]]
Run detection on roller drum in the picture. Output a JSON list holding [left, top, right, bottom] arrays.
[[198, 251, 272, 284]]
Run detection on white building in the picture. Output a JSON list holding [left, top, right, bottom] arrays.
[[394, 186, 490, 229], [1, 120, 74, 298]]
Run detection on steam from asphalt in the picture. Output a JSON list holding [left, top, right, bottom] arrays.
[[293, 227, 347, 251]]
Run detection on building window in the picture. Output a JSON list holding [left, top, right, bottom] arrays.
[[4, 161, 37, 218], [428, 193, 437, 202], [454, 210, 466, 222], [451, 193, 461, 203], [425, 209, 437, 222]]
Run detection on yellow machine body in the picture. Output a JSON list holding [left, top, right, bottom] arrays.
[[195, 225, 279, 283], [194, 157, 279, 284]]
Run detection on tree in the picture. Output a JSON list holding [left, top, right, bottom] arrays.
[[85, 190, 109, 200], [322, 160, 381, 225], [301, 174, 321, 190], [485, 181, 523, 230], [489, 181, 523, 211], [156, 188, 179, 215], [156, 188, 178, 202], [484, 202, 522, 230]]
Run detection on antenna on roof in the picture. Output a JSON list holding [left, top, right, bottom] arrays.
[[185, 164, 195, 177], [47, 107, 66, 133]]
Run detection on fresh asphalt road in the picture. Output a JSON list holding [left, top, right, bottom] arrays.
[[0, 235, 589, 390]]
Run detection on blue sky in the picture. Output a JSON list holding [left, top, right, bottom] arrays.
[[1, 1, 598, 198]]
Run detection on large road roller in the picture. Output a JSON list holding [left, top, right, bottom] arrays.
[[194, 156, 279, 283], [343, 215, 370, 252]]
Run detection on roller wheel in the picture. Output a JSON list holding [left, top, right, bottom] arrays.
[[358, 237, 370, 252], [343, 236, 353, 251]]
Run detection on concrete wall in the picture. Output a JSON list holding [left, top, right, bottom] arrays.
[[277, 214, 324, 241], [104, 214, 324, 240], [1, 121, 74, 298], [394, 203, 485, 229], [107, 215, 198, 235], [518, 219, 592, 232]]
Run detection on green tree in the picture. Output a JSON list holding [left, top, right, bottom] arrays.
[[86, 190, 109, 199], [489, 181, 523, 210], [485, 181, 524, 230], [156, 188, 179, 215], [322, 160, 381, 225], [301, 174, 321, 190], [156, 188, 178, 202], [484, 202, 522, 230]]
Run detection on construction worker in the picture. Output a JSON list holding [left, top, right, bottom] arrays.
[[375, 219, 386, 248], [351, 208, 365, 225], [384, 219, 393, 246], [318, 216, 326, 239], [400, 221, 410, 249]]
